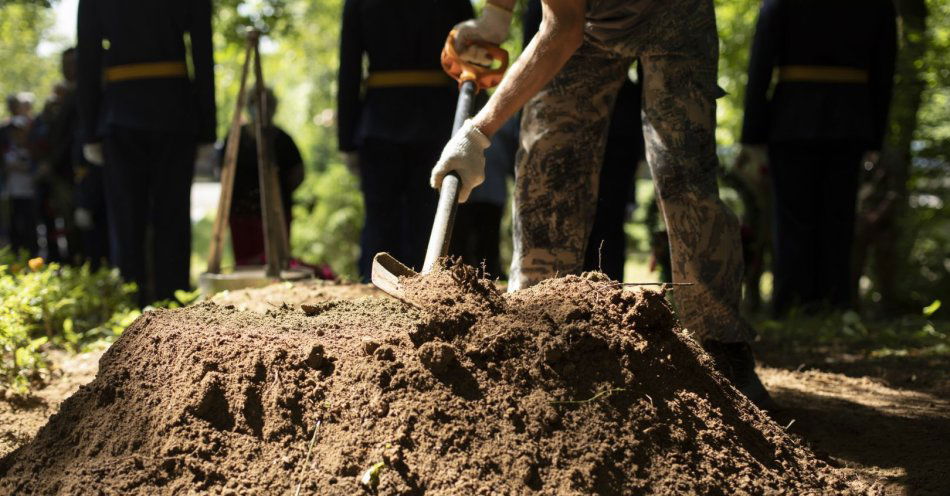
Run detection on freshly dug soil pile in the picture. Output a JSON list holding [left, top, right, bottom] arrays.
[[212, 279, 379, 314], [0, 261, 861, 494]]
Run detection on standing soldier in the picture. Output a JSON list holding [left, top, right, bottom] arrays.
[[740, 0, 897, 317], [338, 0, 474, 280], [431, 0, 774, 407], [30, 48, 85, 264], [77, 0, 216, 304]]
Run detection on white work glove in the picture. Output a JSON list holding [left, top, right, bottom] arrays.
[[862, 150, 880, 171], [74, 208, 94, 229], [194, 143, 217, 170], [83, 143, 104, 166], [735, 144, 768, 172], [430, 119, 490, 204], [454, 2, 512, 66]]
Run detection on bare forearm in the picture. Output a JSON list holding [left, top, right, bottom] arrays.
[[472, 0, 585, 137]]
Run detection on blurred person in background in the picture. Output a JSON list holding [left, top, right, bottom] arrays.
[[740, 0, 897, 317], [219, 86, 305, 267], [78, 0, 216, 304], [337, 0, 473, 280], [52, 46, 114, 269], [1, 111, 39, 255], [29, 48, 85, 263]]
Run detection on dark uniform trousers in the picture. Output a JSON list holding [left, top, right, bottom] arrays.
[[77, 0, 215, 303], [75, 166, 111, 270], [583, 137, 641, 281], [103, 127, 194, 302], [338, 0, 473, 280], [357, 140, 439, 278], [741, 0, 896, 315], [769, 142, 862, 315]]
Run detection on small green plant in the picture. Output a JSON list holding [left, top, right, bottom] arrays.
[[360, 461, 386, 490], [0, 249, 138, 392], [291, 162, 364, 281]]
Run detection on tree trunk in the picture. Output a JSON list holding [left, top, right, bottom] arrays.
[[855, 0, 929, 314]]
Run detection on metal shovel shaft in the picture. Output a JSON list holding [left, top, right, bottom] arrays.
[[421, 80, 477, 274]]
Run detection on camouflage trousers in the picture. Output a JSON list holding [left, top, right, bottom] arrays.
[[509, 1, 752, 343]]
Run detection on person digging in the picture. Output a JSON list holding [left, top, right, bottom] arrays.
[[430, 0, 776, 410]]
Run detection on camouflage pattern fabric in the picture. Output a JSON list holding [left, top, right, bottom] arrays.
[[510, 0, 753, 343]]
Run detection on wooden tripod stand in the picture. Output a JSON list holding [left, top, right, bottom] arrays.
[[201, 30, 311, 294]]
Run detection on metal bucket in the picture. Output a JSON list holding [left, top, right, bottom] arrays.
[[198, 266, 314, 298]]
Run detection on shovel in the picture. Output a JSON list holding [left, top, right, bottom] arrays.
[[372, 31, 508, 304]]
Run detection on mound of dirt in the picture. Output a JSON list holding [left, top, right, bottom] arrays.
[[0, 260, 863, 494]]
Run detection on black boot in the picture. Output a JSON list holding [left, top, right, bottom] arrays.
[[703, 340, 778, 412]]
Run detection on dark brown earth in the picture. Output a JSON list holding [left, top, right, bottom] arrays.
[[0, 261, 871, 494], [0, 349, 103, 459]]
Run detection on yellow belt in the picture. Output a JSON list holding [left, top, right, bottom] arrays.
[[105, 61, 188, 83], [365, 70, 454, 88], [777, 65, 869, 84]]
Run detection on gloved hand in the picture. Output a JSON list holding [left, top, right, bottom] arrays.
[[194, 142, 217, 171], [74, 208, 94, 229], [430, 119, 491, 203], [862, 150, 880, 171], [735, 144, 768, 172], [83, 143, 104, 166], [343, 152, 360, 176], [454, 2, 512, 66]]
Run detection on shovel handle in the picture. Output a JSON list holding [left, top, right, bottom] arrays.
[[422, 172, 460, 274], [422, 80, 477, 274]]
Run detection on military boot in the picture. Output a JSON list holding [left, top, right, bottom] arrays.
[[703, 340, 778, 412]]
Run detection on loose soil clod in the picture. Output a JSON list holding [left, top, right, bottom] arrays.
[[417, 341, 457, 374], [0, 259, 867, 494]]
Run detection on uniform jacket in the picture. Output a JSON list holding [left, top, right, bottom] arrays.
[[337, 0, 473, 152], [741, 0, 896, 149], [77, 0, 216, 144]]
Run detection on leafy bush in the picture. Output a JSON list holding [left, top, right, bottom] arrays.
[[0, 249, 138, 392], [291, 162, 364, 280], [755, 303, 948, 357]]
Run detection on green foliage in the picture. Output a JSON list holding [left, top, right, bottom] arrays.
[[360, 461, 386, 490], [898, 178, 950, 306], [0, 2, 57, 115], [922, 299, 941, 317], [0, 250, 137, 392], [212, 0, 343, 174], [756, 309, 950, 357], [915, 0, 950, 161], [291, 163, 363, 280], [713, 0, 760, 144], [214, 0, 297, 44]]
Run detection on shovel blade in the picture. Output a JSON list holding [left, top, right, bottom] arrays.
[[371, 252, 418, 303]]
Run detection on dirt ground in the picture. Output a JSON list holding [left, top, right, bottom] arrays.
[[1, 278, 947, 494], [0, 349, 104, 459], [758, 347, 950, 495]]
